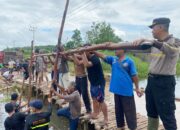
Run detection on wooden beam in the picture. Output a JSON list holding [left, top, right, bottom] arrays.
[[27, 40, 34, 105], [63, 42, 152, 55], [51, 0, 70, 98]]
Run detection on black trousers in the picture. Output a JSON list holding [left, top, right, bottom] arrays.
[[114, 94, 137, 130], [146, 74, 177, 130], [76, 76, 92, 113]]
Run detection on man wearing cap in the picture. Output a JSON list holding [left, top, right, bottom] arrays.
[[51, 81, 81, 130], [4, 103, 27, 130], [24, 98, 52, 130], [133, 17, 180, 130]]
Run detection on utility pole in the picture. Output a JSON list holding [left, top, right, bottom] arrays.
[[29, 26, 37, 42]]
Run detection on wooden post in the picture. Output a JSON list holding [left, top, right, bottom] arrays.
[[19, 78, 25, 107], [27, 40, 34, 105], [51, 0, 69, 98]]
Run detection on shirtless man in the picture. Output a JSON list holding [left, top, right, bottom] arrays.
[[67, 54, 92, 114]]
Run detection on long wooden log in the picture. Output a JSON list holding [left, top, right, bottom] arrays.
[[53, 0, 69, 78], [27, 40, 34, 105], [33, 42, 151, 59], [19, 78, 25, 107], [64, 42, 152, 55], [33, 53, 56, 57], [51, 0, 69, 97]]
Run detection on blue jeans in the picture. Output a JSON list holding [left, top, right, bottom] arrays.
[[57, 107, 79, 130]]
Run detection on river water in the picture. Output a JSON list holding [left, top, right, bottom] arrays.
[[139, 76, 180, 98], [0, 77, 180, 130]]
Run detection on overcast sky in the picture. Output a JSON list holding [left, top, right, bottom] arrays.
[[0, 0, 180, 50]]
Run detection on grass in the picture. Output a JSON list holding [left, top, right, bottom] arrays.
[[0, 93, 10, 102]]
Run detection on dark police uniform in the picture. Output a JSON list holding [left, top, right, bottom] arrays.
[[24, 103, 52, 130]]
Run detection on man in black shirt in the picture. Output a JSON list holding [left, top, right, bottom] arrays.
[[81, 50, 108, 125], [24, 98, 52, 130], [21, 59, 29, 80], [4, 103, 27, 130]]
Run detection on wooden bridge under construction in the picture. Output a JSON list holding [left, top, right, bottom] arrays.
[[0, 73, 168, 130]]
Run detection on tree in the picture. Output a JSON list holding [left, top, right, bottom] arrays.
[[65, 29, 82, 49], [86, 22, 122, 44], [65, 41, 75, 50]]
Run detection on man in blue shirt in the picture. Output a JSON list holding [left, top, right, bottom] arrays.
[[93, 50, 142, 130]]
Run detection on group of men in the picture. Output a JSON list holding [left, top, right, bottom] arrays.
[[4, 17, 180, 130], [4, 81, 80, 130]]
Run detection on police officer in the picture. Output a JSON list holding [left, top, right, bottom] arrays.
[[24, 98, 52, 130], [133, 18, 180, 130]]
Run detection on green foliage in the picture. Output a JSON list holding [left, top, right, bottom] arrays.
[[65, 41, 75, 50], [4, 45, 56, 59], [86, 22, 122, 44], [65, 29, 82, 49], [176, 61, 180, 75], [128, 54, 149, 79]]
